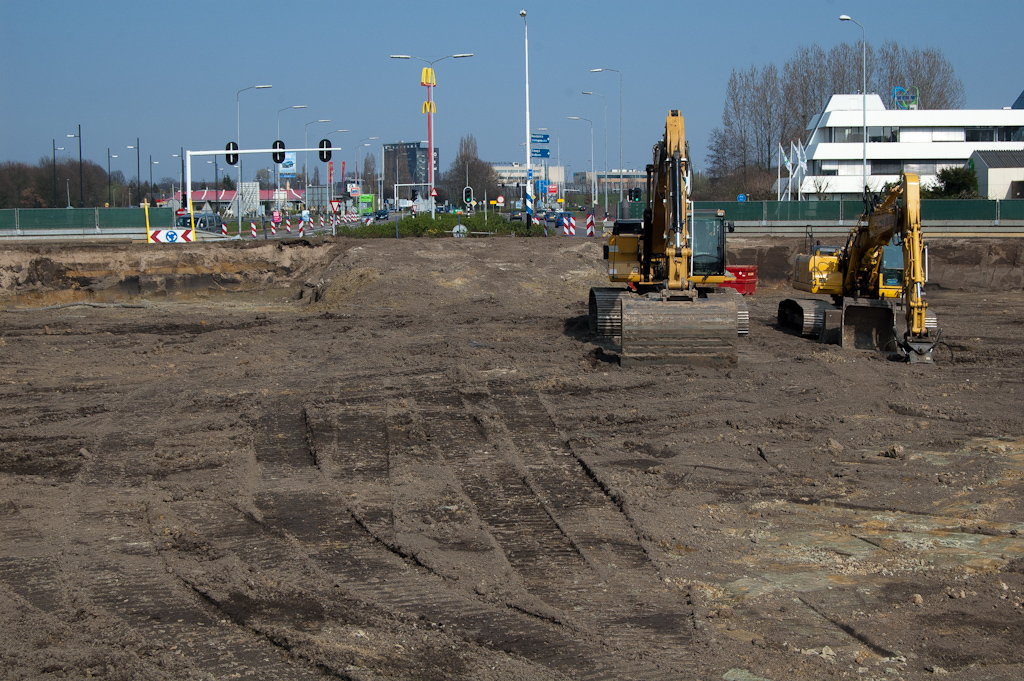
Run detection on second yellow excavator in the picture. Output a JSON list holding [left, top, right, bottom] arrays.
[[778, 173, 940, 363], [589, 110, 747, 366]]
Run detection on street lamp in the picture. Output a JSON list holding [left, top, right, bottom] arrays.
[[304, 119, 331, 190], [840, 14, 867, 197], [127, 139, 140, 206], [275, 105, 306, 195], [568, 117, 596, 211], [107, 149, 118, 207], [521, 9, 533, 226], [590, 68, 623, 212], [582, 91, 609, 216], [67, 125, 83, 207], [391, 52, 473, 219], [150, 157, 159, 204], [236, 84, 272, 234], [355, 136, 378, 187], [52, 140, 64, 208]]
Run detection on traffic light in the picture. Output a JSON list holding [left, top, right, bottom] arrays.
[[411, 189, 419, 201], [272, 140, 285, 164], [318, 139, 331, 162], [463, 186, 473, 206], [225, 141, 239, 166], [628, 187, 642, 202]]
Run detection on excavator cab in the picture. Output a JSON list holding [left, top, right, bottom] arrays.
[[690, 211, 728, 277]]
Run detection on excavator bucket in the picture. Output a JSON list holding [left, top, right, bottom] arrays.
[[841, 300, 895, 352], [620, 298, 738, 367]]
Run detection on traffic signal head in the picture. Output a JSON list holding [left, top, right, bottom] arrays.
[[318, 139, 331, 163], [225, 141, 239, 166], [272, 140, 285, 164], [411, 189, 418, 200]]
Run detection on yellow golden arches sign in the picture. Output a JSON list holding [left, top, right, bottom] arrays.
[[422, 101, 436, 114], [420, 67, 435, 86]]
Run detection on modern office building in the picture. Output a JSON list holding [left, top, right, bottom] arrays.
[[786, 92, 1024, 200], [383, 142, 437, 187]]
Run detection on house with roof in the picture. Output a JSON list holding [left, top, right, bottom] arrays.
[[969, 150, 1024, 199]]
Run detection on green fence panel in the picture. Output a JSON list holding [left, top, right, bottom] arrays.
[[98, 207, 172, 228], [693, 201, 764, 221], [16, 208, 96, 230], [841, 201, 867, 220], [765, 201, 841, 221], [922, 200, 997, 221], [0, 210, 16, 231], [999, 200, 1024, 220]]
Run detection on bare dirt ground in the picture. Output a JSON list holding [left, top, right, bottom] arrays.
[[1, 235, 1023, 681]]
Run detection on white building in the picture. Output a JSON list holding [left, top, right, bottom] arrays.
[[969, 150, 1024, 199], [790, 93, 1024, 200]]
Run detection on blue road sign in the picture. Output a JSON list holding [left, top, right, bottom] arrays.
[[531, 134, 550, 144], [531, 148, 550, 158]]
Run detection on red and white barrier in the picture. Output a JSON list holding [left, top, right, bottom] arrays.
[[250, 222, 257, 238], [298, 220, 304, 237], [270, 222, 276, 236], [568, 216, 576, 236], [319, 214, 324, 229], [221, 221, 227, 237], [586, 214, 595, 237], [285, 217, 291, 233]]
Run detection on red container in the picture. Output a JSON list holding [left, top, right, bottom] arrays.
[[722, 265, 758, 295]]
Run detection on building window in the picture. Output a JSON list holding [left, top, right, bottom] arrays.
[[832, 127, 864, 143], [838, 160, 863, 176], [966, 127, 996, 142], [868, 126, 899, 142], [820, 160, 838, 176], [932, 127, 965, 142], [871, 160, 902, 175], [999, 127, 1024, 141], [904, 161, 937, 175]]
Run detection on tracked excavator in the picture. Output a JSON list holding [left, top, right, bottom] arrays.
[[778, 172, 940, 363], [588, 110, 748, 366]]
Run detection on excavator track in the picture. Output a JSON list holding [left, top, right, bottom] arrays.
[[591, 286, 749, 338], [619, 297, 738, 367]]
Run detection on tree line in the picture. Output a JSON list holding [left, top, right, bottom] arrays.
[[0, 157, 236, 209], [699, 40, 964, 200]]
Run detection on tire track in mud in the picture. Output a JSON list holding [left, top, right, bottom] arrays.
[[0, 440, 321, 680], [300, 383, 700, 679]]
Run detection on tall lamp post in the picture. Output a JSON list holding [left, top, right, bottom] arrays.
[[582, 91, 608, 216], [236, 84, 273, 235], [276, 105, 306, 196], [567, 117, 596, 211], [840, 14, 867, 197], [106, 149, 118, 207], [304, 119, 331, 190], [127, 139, 140, 206], [590, 68, 622, 213], [150, 157, 158, 205], [52, 140, 64, 208], [67, 125, 83, 207], [520, 9, 533, 228], [390, 52, 473, 219], [355, 136, 379, 186]]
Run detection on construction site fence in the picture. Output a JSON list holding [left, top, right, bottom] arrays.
[[694, 199, 1024, 222], [0, 207, 175, 234]]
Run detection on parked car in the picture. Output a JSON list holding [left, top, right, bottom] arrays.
[[374, 209, 389, 221], [508, 210, 523, 221], [175, 212, 223, 233]]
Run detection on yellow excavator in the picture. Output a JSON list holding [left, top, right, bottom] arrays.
[[778, 173, 940, 363], [589, 110, 747, 366]]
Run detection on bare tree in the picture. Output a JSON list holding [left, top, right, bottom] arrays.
[[440, 135, 499, 207], [707, 40, 965, 181]]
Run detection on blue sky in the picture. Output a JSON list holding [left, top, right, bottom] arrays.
[[3, 0, 1021, 183]]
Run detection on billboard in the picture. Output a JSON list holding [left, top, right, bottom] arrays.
[[279, 152, 296, 178]]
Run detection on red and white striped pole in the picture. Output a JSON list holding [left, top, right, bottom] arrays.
[[586, 213, 595, 236], [285, 217, 291, 233], [250, 221, 257, 238]]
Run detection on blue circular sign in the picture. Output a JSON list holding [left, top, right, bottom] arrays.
[[166, 231, 178, 242], [737, 194, 746, 202]]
